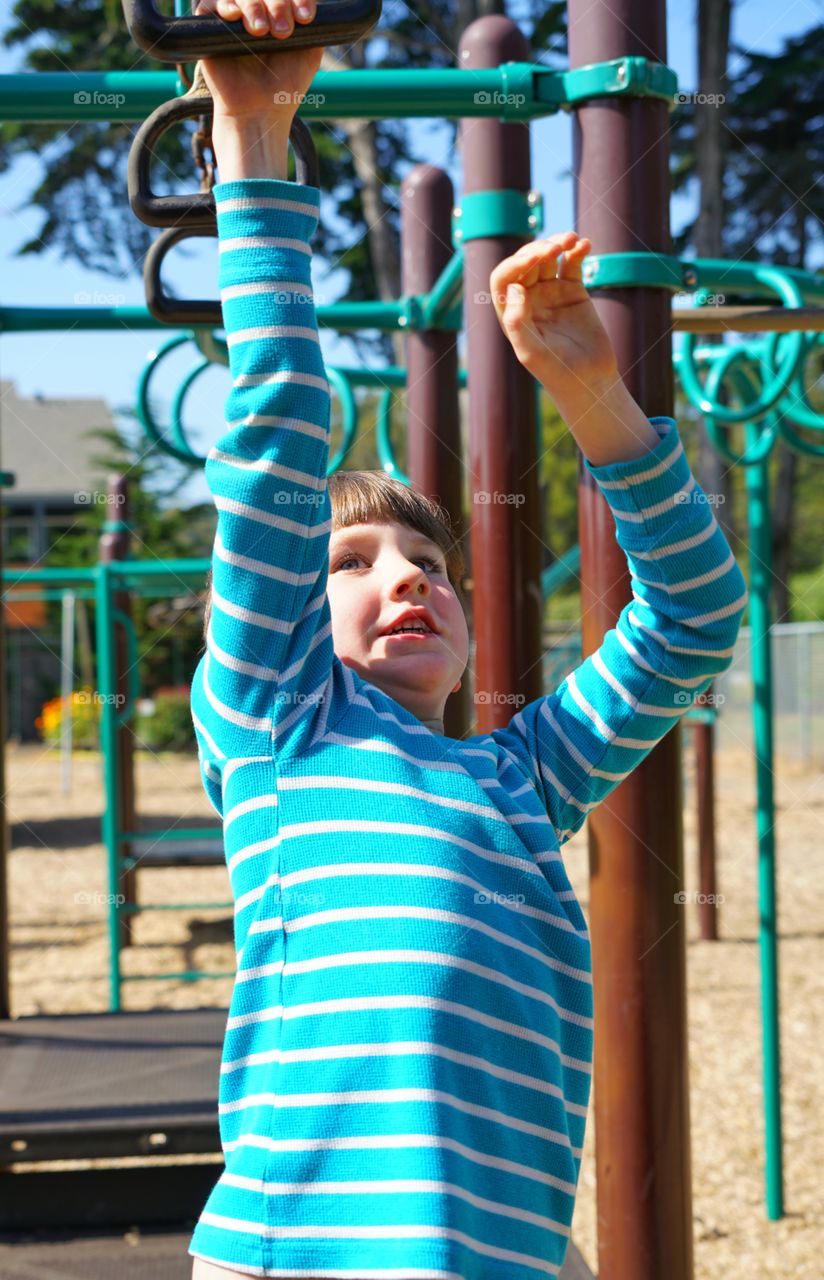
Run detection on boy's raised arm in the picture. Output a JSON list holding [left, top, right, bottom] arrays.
[[190, 15, 337, 772], [484, 235, 748, 844]]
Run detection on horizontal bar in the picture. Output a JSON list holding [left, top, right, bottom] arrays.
[[2, 560, 209, 586], [0, 61, 677, 125], [108, 558, 210, 578], [672, 305, 824, 333], [0, 301, 459, 334], [7, 298, 823, 337], [2, 566, 96, 586]]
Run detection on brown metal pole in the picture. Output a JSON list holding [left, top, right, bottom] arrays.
[[567, 3, 695, 1279], [98, 475, 137, 950], [458, 16, 543, 734], [401, 163, 470, 741]]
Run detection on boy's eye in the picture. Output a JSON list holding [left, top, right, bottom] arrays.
[[332, 554, 443, 573]]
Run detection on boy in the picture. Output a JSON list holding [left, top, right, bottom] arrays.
[[189, 4, 748, 1277]]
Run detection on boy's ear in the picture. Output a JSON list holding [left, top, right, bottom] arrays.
[[451, 679, 462, 694]]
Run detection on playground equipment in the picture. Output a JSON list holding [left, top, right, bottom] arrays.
[[1, 5, 824, 1273]]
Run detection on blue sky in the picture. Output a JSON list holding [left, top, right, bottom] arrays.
[[0, 0, 820, 506]]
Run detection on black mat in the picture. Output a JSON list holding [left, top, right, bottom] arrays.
[[0, 1008, 227, 1160]]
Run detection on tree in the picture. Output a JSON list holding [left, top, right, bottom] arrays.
[[44, 411, 214, 691], [669, 22, 824, 620], [1, 0, 568, 368]]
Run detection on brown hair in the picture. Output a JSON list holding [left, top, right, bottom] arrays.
[[201, 470, 467, 645]]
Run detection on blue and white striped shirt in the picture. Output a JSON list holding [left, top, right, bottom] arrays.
[[188, 178, 748, 1279]]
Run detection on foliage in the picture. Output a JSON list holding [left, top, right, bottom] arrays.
[[1, 0, 569, 364], [134, 685, 196, 751], [669, 24, 824, 264], [35, 687, 99, 748], [41, 413, 215, 692]]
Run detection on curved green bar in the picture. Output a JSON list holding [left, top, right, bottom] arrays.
[[679, 271, 806, 424], [701, 346, 779, 465], [326, 367, 359, 474], [375, 388, 410, 485], [136, 333, 206, 465], [171, 357, 213, 463], [775, 332, 824, 451]]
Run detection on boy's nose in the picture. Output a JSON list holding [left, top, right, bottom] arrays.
[[390, 567, 429, 595]]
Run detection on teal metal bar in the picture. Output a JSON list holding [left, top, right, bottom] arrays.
[[735, 397, 783, 1219], [419, 251, 465, 327], [746, 438, 783, 1218], [0, 301, 458, 333], [584, 252, 824, 307], [2, 566, 96, 585], [0, 59, 677, 124]]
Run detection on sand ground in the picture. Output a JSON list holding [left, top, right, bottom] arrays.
[[4, 738, 822, 1278]]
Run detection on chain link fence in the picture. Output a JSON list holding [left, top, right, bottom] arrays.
[[540, 621, 824, 768]]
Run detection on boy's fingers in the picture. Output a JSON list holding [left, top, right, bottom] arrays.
[[557, 237, 592, 281], [292, 0, 316, 20], [490, 233, 590, 302]]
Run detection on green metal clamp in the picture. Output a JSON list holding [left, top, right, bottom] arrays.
[[556, 57, 679, 111], [581, 251, 688, 291], [452, 189, 544, 247]]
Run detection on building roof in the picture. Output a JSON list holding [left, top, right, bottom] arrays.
[[0, 379, 115, 504]]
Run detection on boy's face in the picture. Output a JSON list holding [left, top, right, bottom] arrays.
[[326, 520, 469, 728]]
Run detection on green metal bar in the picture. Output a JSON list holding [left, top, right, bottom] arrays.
[[681, 706, 718, 725], [583, 252, 824, 306], [2, 566, 97, 586], [0, 59, 678, 124], [111, 558, 210, 579], [0, 302, 456, 333], [419, 251, 465, 328], [541, 544, 582, 597], [746, 442, 783, 1219], [95, 561, 121, 1012], [727, 363, 783, 1218], [2, 560, 209, 585]]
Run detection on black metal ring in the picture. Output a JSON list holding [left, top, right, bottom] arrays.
[[121, 0, 382, 62], [144, 223, 223, 327], [128, 96, 320, 228]]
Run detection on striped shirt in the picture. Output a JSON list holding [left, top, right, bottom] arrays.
[[188, 178, 749, 1279]]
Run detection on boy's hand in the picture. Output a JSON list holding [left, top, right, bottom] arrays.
[[490, 233, 620, 405], [193, 0, 323, 122]]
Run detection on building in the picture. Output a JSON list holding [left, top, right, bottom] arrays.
[[1, 380, 115, 739]]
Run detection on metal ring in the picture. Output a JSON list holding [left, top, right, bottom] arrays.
[[679, 268, 806, 424]]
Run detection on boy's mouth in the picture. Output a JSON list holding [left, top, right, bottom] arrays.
[[378, 607, 438, 636]]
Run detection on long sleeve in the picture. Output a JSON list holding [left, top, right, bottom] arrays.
[[489, 417, 748, 845], [189, 178, 335, 776]]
